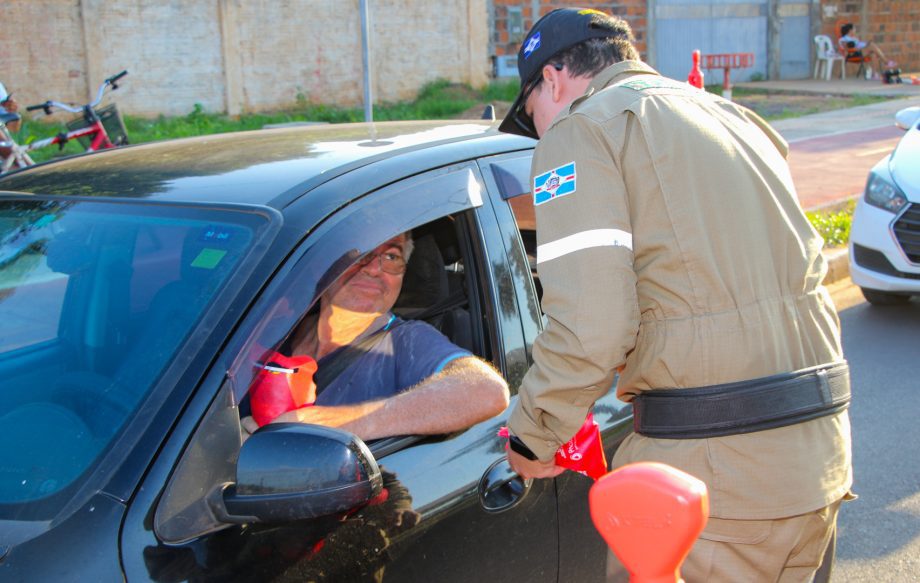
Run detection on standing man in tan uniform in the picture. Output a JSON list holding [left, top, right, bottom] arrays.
[[498, 8, 852, 581]]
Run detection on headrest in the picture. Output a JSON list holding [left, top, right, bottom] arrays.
[[393, 233, 448, 318]]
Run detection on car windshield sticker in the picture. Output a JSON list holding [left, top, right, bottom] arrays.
[[199, 225, 234, 243], [191, 248, 228, 269], [523, 32, 541, 59], [534, 162, 576, 206]]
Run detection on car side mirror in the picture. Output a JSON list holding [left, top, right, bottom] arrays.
[[212, 423, 382, 524], [895, 106, 920, 131]]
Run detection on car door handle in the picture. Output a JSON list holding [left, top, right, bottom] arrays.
[[478, 457, 533, 513]]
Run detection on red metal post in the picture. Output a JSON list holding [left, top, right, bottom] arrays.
[[687, 50, 704, 89]]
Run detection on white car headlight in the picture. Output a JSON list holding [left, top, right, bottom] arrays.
[[864, 172, 908, 213]]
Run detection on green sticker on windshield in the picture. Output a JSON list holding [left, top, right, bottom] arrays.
[[191, 248, 227, 269]]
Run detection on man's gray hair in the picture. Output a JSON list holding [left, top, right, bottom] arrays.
[[402, 231, 414, 262]]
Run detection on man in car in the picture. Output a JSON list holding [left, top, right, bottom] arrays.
[[242, 231, 510, 441], [498, 8, 851, 582], [0, 81, 20, 133]]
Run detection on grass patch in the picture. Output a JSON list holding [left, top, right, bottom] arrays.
[[806, 200, 855, 248], [712, 85, 891, 121]]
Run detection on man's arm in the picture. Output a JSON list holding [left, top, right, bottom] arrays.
[[508, 114, 639, 465], [263, 356, 509, 441]]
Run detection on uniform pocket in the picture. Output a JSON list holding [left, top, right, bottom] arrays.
[[698, 516, 772, 545]]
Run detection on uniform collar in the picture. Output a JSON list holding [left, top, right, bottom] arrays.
[[547, 60, 661, 133], [589, 60, 660, 92]]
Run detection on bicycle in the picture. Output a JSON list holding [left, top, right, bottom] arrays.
[[0, 71, 129, 175]]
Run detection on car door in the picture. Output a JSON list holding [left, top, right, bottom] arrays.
[[478, 152, 635, 582], [120, 161, 560, 582]]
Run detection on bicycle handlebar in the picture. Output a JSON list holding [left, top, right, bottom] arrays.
[[27, 71, 128, 116]]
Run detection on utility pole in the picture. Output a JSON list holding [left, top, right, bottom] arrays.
[[767, 0, 781, 80], [360, 0, 373, 123]]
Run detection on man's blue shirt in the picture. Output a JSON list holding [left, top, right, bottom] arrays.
[[313, 314, 470, 406]]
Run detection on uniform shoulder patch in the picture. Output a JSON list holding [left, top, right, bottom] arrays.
[[533, 162, 576, 206]]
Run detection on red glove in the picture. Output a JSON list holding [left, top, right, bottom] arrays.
[[553, 412, 607, 480], [499, 411, 608, 481], [249, 351, 318, 426]]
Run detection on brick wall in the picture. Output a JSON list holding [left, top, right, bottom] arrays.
[[490, 1, 648, 61], [818, 0, 920, 73], [0, 0, 489, 117]]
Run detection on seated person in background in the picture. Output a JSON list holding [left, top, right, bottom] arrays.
[[0, 81, 20, 133], [839, 22, 894, 70], [242, 231, 510, 441]]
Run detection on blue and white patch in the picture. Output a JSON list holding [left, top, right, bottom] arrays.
[[522, 32, 541, 59], [533, 162, 576, 205]]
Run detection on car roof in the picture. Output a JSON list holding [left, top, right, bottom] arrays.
[[0, 121, 534, 208]]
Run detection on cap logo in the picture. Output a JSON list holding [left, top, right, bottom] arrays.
[[578, 9, 605, 16], [523, 32, 541, 59]]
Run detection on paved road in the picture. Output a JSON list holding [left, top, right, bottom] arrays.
[[824, 282, 920, 582], [788, 124, 903, 210], [770, 97, 919, 211]]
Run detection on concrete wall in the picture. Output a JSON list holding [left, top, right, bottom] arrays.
[[0, 0, 489, 117]]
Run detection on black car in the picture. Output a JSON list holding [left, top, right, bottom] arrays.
[[0, 121, 633, 581]]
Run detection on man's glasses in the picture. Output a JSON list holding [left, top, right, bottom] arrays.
[[355, 250, 407, 275], [509, 63, 563, 139]]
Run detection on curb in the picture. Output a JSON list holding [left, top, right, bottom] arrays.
[[822, 247, 850, 286]]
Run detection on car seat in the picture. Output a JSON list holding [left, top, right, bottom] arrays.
[[393, 227, 473, 352]]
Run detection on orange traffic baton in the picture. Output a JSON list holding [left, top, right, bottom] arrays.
[[589, 462, 709, 583]]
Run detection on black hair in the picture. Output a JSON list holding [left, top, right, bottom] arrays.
[[533, 27, 640, 91], [841, 23, 854, 36]]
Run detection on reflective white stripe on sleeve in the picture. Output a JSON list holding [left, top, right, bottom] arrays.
[[536, 229, 633, 264]]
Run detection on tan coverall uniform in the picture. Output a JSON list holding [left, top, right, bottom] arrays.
[[507, 61, 852, 581]]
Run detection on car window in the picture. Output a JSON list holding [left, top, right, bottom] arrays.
[[224, 165, 487, 403], [486, 154, 543, 304], [157, 164, 490, 543], [0, 197, 269, 518]]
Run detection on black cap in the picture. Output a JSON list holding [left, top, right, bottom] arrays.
[[498, 8, 624, 139]]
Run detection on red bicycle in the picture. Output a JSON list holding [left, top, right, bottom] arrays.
[[0, 71, 129, 174]]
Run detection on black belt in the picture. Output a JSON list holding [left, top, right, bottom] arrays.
[[632, 361, 850, 439]]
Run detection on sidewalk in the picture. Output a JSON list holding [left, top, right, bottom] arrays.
[[736, 77, 920, 285]]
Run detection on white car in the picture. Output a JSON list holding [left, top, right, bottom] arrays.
[[849, 106, 920, 305]]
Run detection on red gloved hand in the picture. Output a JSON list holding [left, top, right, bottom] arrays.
[[249, 352, 318, 426], [499, 411, 607, 481], [554, 412, 607, 480]]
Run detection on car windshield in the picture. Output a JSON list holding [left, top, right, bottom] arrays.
[[0, 197, 262, 518]]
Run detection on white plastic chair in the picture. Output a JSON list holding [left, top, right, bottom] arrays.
[[814, 35, 844, 80]]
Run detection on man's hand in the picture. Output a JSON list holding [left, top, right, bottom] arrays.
[[273, 403, 372, 429], [506, 445, 566, 479], [1, 96, 18, 113], [240, 404, 371, 443]]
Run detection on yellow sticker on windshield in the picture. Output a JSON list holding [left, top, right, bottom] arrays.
[[191, 248, 227, 269]]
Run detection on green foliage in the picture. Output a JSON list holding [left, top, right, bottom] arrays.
[[481, 79, 521, 102], [806, 201, 855, 248]]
